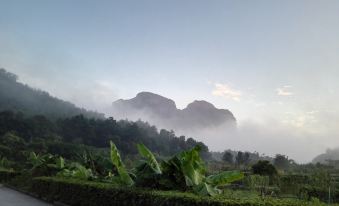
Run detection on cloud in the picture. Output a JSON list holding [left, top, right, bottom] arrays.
[[277, 85, 294, 96], [282, 111, 318, 129], [212, 83, 242, 101], [67, 80, 118, 113]]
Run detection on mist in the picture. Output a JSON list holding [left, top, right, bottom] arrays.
[[109, 100, 338, 163], [1, 0, 339, 164]]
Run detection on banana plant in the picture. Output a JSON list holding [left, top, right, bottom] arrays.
[[133, 144, 163, 187], [27, 152, 52, 170], [161, 146, 244, 196], [47, 156, 65, 170], [206, 171, 244, 186], [160, 146, 206, 190], [137, 144, 161, 174], [179, 146, 205, 186], [109, 141, 134, 186], [198, 171, 244, 196], [57, 162, 93, 180], [106, 141, 243, 196]]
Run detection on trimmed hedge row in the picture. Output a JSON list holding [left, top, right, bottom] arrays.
[[0, 169, 20, 183], [31, 177, 330, 206]]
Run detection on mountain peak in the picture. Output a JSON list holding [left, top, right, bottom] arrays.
[[135, 92, 176, 107], [111, 92, 236, 131], [185, 100, 216, 110], [113, 92, 177, 118]]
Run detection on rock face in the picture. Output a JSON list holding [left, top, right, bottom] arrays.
[[111, 92, 236, 131]]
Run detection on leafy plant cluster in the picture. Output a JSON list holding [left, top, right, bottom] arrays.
[[107, 141, 243, 196]]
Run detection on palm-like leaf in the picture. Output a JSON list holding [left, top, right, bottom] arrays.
[[137, 144, 161, 174], [206, 171, 244, 186], [193, 183, 221, 196], [180, 146, 205, 186], [110, 141, 134, 186]]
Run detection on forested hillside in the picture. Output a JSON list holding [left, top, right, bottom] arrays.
[[0, 111, 210, 159], [0, 68, 103, 119]]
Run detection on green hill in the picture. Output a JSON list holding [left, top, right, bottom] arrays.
[[0, 68, 103, 119]]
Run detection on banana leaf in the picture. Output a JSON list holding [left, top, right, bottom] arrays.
[[110, 141, 134, 186], [180, 146, 205, 186], [193, 182, 221, 196], [206, 171, 244, 186], [47, 156, 65, 169], [137, 144, 161, 174], [57, 162, 93, 180]]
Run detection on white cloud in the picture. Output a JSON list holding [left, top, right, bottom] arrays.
[[212, 83, 242, 101], [67, 80, 117, 113], [283, 111, 318, 129], [277, 85, 294, 96]]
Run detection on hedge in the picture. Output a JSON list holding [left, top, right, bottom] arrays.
[[30, 177, 332, 206], [0, 169, 20, 183]]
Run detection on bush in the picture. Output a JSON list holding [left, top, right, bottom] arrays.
[[252, 161, 277, 177], [30, 177, 333, 206]]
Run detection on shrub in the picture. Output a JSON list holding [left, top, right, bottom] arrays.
[[252, 161, 277, 177]]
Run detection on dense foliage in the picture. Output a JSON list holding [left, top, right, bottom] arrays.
[[0, 110, 210, 158]]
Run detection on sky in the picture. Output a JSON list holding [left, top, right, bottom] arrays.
[[1, 0, 339, 162]]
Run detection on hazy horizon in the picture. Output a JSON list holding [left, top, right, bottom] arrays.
[[1, 0, 339, 162]]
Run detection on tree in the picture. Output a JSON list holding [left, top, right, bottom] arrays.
[[0, 68, 18, 81], [222, 151, 233, 164], [273, 154, 290, 171], [244, 152, 250, 165], [252, 160, 277, 177], [236, 151, 243, 165]]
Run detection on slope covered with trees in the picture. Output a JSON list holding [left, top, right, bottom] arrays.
[[0, 68, 103, 119], [0, 111, 210, 159]]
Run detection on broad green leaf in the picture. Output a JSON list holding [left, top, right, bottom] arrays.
[[28, 152, 46, 169], [57, 163, 92, 180], [137, 144, 161, 174], [206, 171, 244, 186], [110, 141, 134, 186], [57, 157, 65, 169], [73, 163, 93, 180], [180, 146, 205, 186], [29, 152, 38, 161], [193, 182, 221, 196]]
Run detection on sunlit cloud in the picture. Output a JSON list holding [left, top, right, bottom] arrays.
[[212, 83, 242, 101], [277, 85, 294, 96], [283, 111, 318, 129]]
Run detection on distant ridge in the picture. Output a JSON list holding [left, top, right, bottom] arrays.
[[0, 68, 104, 119], [312, 148, 339, 164], [111, 91, 236, 131]]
